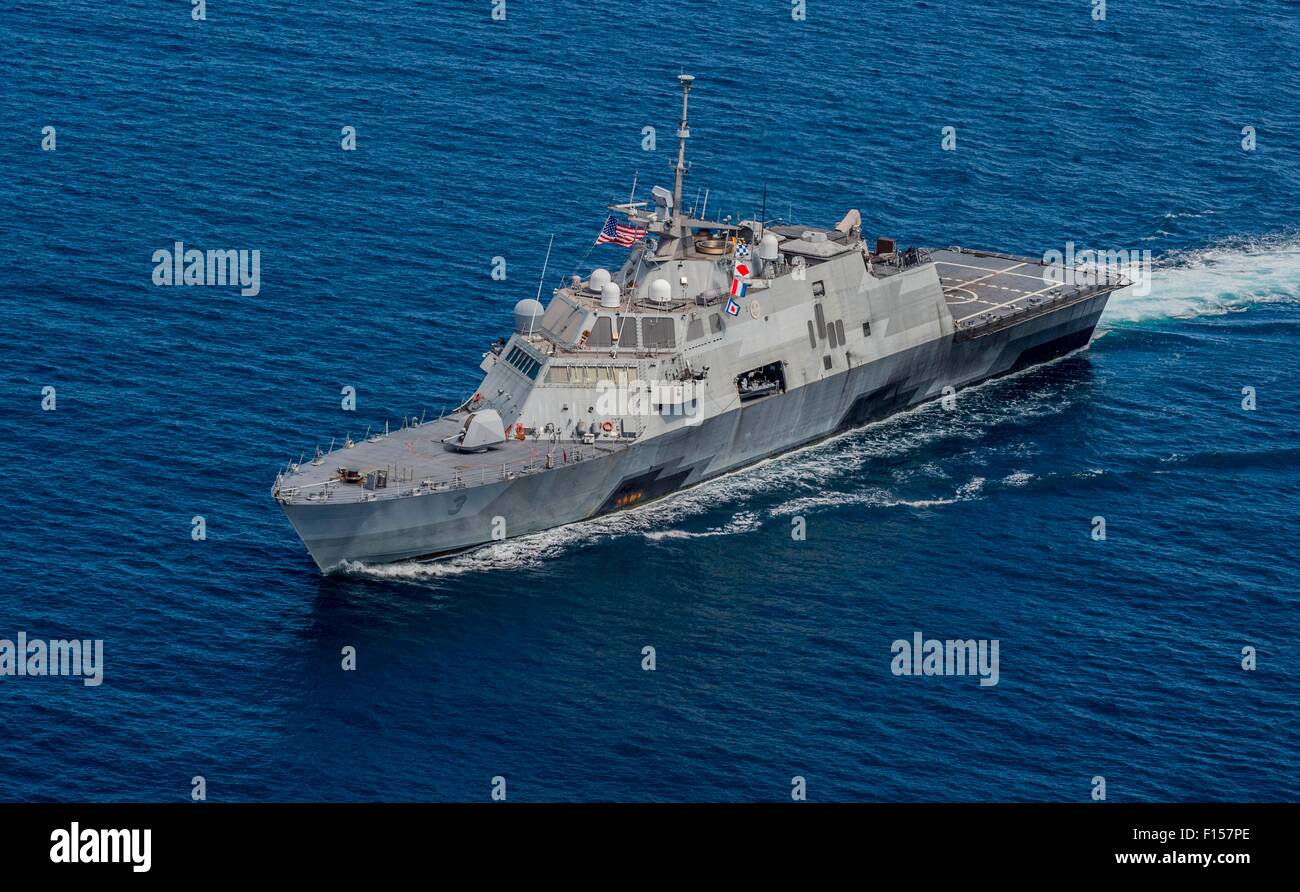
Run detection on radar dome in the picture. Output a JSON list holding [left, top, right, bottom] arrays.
[[757, 232, 780, 261], [649, 279, 673, 303], [600, 282, 622, 308], [513, 298, 545, 333], [588, 268, 612, 292]]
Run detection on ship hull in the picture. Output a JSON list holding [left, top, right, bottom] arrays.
[[281, 292, 1110, 572]]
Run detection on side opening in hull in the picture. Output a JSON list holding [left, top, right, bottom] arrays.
[[736, 361, 787, 403]]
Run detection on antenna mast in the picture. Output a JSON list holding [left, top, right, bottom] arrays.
[[671, 73, 694, 239], [529, 234, 554, 338]]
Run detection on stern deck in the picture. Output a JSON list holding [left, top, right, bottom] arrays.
[[932, 248, 1124, 338]]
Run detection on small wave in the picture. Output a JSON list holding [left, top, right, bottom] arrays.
[[892, 461, 949, 482], [769, 475, 986, 518], [644, 511, 761, 541], [1002, 471, 1034, 487], [1155, 209, 1217, 223], [768, 491, 955, 516]]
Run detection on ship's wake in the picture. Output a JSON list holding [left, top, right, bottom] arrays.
[[1102, 233, 1300, 324]]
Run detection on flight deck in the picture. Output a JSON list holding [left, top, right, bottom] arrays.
[[931, 248, 1123, 338]]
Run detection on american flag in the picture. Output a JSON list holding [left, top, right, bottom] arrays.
[[595, 215, 646, 247]]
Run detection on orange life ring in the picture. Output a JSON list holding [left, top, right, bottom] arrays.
[[601, 421, 614, 433]]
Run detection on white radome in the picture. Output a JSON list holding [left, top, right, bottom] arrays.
[[512, 298, 545, 332]]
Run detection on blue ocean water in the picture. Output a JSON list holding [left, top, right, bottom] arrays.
[[1, 0, 1297, 802]]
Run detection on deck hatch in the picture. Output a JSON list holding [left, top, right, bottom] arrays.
[[587, 316, 614, 348], [615, 316, 638, 346], [642, 316, 676, 349]]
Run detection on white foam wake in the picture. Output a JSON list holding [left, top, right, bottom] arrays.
[[767, 476, 988, 517], [1103, 234, 1300, 324], [643, 510, 762, 541]]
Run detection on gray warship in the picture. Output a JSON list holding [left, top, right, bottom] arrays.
[[274, 75, 1125, 572]]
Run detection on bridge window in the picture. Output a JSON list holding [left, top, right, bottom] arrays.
[[504, 345, 541, 379]]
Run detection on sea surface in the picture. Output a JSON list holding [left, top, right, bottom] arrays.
[[1, 0, 1297, 801]]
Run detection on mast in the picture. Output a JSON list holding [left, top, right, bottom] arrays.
[[670, 73, 694, 240], [529, 233, 553, 338]]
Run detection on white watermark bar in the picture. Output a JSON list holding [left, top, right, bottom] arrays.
[[151, 241, 261, 296], [0, 633, 103, 686], [1042, 241, 1151, 296], [890, 631, 999, 686], [595, 378, 704, 425]]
